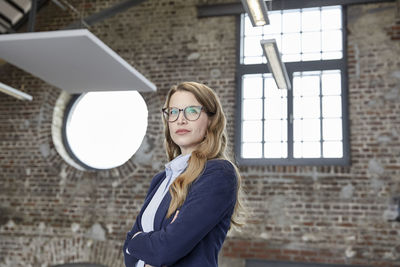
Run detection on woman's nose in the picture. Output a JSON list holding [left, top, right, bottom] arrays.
[[177, 111, 187, 124]]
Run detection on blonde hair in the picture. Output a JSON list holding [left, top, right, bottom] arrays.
[[162, 81, 245, 227]]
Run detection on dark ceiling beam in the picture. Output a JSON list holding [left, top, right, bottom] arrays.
[[198, 0, 396, 18], [28, 0, 38, 32], [65, 0, 147, 29], [197, 3, 243, 18]]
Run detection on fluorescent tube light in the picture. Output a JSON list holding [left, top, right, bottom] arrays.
[[260, 39, 291, 90], [0, 82, 33, 101], [241, 0, 270, 26]]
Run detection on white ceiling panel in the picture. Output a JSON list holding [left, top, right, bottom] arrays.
[[0, 29, 156, 93]]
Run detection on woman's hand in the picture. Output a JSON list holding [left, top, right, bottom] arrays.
[[144, 265, 155, 267]]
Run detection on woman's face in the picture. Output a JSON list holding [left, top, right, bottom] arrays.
[[167, 91, 210, 155]]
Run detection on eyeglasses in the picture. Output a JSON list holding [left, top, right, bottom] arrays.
[[162, 106, 205, 122]]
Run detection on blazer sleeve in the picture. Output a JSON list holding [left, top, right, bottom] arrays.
[[126, 160, 237, 267], [123, 171, 166, 267]]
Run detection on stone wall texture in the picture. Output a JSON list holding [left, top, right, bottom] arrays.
[[0, 0, 400, 266]]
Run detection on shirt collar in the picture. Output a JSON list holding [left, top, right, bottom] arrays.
[[165, 153, 191, 174]]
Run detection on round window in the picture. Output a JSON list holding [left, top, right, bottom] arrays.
[[63, 91, 148, 170]]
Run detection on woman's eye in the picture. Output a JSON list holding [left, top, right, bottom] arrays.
[[187, 107, 199, 114], [170, 109, 179, 115]]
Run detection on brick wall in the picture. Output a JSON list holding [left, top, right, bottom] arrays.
[[0, 0, 399, 267]]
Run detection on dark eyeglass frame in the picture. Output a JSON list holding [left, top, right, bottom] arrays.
[[162, 106, 214, 122]]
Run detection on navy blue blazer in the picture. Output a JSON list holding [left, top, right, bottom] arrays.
[[123, 159, 237, 267]]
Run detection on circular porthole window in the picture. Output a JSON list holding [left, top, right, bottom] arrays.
[[62, 91, 148, 170]]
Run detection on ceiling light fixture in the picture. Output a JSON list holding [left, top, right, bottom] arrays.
[[241, 0, 270, 26], [260, 39, 291, 90], [0, 82, 33, 101]]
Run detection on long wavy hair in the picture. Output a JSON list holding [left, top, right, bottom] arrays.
[[162, 81, 245, 227]]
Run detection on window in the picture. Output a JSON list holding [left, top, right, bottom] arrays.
[[236, 5, 349, 165], [63, 91, 148, 170]]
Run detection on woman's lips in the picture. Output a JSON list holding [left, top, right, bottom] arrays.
[[175, 129, 190, 134]]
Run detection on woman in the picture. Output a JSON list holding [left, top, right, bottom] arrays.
[[123, 82, 244, 267]]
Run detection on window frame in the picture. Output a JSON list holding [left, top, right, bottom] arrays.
[[234, 5, 350, 166]]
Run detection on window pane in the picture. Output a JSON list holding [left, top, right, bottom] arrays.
[[265, 142, 287, 158], [243, 121, 262, 142], [268, 12, 282, 34], [323, 118, 342, 140], [282, 9, 301, 33], [322, 96, 342, 118], [243, 74, 263, 99], [302, 53, 321, 61], [293, 73, 320, 96], [321, 6, 342, 30], [322, 51, 342, 60], [322, 71, 341, 95], [293, 142, 302, 158], [322, 30, 342, 52], [302, 8, 321, 32], [282, 33, 301, 55], [265, 98, 287, 119], [293, 97, 301, 118], [244, 56, 263, 64], [282, 54, 301, 62], [293, 120, 301, 141], [242, 143, 262, 158], [302, 32, 321, 53], [243, 99, 262, 120], [293, 96, 320, 118], [294, 141, 321, 158], [302, 75, 320, 96], [293, 76, 301, 96], [323, 141, 343, 158], [303, 141, 321, 157], [265, 119, 287, 141], [303, 119, 321, 141], [245, 36, 263, 56], [293, 119, 320, 141]]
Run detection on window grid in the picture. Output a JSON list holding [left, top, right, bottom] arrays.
[[292, 70, 344, 159], [237, 4, 348, 165], [242, 74, 288, 159], [241, 6, 343, 65]]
